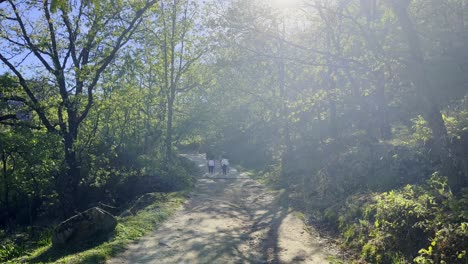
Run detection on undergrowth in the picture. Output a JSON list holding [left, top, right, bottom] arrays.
[[325, 173, 468, 263], [5, 192, 184, 264]]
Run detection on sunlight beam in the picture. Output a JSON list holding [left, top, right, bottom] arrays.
[[271, 0, 302, 9]]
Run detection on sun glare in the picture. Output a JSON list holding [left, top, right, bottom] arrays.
[[272, 0, 302, 9]]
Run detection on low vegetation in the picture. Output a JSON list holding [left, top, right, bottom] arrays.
[[243, 114, 468, 263], [2, 192, 185, 264], [328, 174, 468, 263]]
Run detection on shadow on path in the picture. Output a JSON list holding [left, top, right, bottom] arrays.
[[109, 154, 331, 264]]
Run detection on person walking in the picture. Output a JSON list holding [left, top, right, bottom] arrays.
[[207, 159, 215, 174], [221, 158, 229, 175]]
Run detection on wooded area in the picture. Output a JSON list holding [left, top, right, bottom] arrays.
[[1, 0, 467, 263]]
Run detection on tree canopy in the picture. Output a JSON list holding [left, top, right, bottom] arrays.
[[1, 0, 467, 263]]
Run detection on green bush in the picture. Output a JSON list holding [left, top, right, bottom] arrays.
[[361, 184, 432, 262], [415, 222, 468, 264], [414, 183, 468, 264], [0, 242, 26, 262], [331, 173, 468, 263]]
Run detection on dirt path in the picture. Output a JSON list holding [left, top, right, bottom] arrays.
[[108, 154, 339, 264]]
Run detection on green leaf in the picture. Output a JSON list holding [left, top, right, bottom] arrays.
[[50, 0, 66, 13]]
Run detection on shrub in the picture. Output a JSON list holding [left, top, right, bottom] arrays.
[[415, 222, 468, 264], [0, 242, 26, 262], [333, 173, 468, 263]]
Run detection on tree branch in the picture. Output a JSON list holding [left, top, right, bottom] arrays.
[[78, 0, 158, 124], [0, 121, 43, 130], [8, 0, 55, 73], [0, 114, 17, 122], [0, 52, 56, 132]]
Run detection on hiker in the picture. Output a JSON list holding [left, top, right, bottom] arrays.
[[221, 158, 229, 175], [207, 159, 215, 174]]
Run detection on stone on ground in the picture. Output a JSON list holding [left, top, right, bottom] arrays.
[[52, 207, 117, 247]]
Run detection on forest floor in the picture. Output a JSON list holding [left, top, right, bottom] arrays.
[[107, 154, 343, 264]]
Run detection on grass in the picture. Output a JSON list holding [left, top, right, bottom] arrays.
[[326, 255, 346, 264], [7, 192, 185, 264]]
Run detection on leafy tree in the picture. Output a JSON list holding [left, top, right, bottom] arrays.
[[126, 0, 210, 164], [0, 0, 158, 215]]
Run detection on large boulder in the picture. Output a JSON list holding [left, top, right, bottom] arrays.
[[52, 207, 117, 247]]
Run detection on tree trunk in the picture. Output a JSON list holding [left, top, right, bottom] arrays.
[[2, 153, 9, 217], [375, 69, 391, 139], [329, 99, 338, 138], [277, 24, 292, 187], [165, 90, 175, 164], [391, 0, 465, 191], [164, 0, 178, 165], [60, 127, 81, 217]]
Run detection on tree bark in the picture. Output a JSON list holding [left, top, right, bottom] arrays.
[[165, 89, 176, 163], [60, 130, 80, 216], [164, 0, 178, 164], [2, 153, 9, 217], [391, 0, 465, 191], [276, 19, 292, 187], [375, 69, 391, 139]]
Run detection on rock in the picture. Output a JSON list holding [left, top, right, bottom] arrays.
[[52, 207, 117, 247]]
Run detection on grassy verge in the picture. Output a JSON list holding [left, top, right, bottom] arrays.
[[7, 192, 185, 264]]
